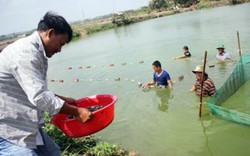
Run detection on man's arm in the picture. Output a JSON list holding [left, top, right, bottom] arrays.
[[59, 103, 92, 123], [142, 80, 156, 88], [172, 55, 187, 60], [56, 94, 77, 106], [167, 80, 172, 89], [190, 85, 196, 91]]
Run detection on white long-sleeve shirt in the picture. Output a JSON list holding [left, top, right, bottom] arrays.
[[216, 51, 231, 60], [0, 31, 65, 148]]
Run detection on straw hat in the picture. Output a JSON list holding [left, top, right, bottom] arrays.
[[216, 44, 225, 49], [192, 65, 203, 73]]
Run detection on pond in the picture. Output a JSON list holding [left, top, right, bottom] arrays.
[[48, 3, 250, 156]]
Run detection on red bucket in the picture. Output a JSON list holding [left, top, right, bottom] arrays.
[[51, 94, 117, 138]]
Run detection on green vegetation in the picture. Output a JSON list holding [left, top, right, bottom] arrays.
[[43, 113, 133, 156], [1, 0, 248, 43], [84, 23, 116, 35], [149, 0, 168, 10], [70, 0, 249, 38], [72, 31, 81, 39], [85, 142, 128, 156]]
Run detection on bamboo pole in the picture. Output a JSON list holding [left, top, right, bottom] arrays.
[[199, 51, 207, 118], [237, 31, 242, 57]]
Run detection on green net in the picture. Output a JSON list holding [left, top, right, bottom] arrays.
[[208, 53, 250, 125]]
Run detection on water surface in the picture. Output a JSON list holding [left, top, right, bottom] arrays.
[[48, 3, 250, 156]]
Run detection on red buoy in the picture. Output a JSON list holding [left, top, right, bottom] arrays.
[[59, 80, 64, 83], [73, 78, 79, 82]]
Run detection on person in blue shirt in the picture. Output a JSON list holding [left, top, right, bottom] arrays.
[[142, 60, 172, 88]]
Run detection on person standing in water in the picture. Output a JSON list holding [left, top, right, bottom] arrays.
[[142, 60, 172, 89], [216, 44, 231, 61], [191, 65, 216, 97], [172, 46, 191, 59]]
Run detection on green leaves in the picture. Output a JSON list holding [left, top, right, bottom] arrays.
[[84, 142, 128, 156], [43, 113, 130, 156]]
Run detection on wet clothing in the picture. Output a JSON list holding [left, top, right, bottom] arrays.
[[0, 31, 65, 149], [194, 77, 216, 97], [216, 52, 230, 60], [184, 51, 191, 57], [153, 70, 171, 87]]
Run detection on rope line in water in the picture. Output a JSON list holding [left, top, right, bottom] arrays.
[[48, 77, 142, 85], [48, 61, 145, 71]]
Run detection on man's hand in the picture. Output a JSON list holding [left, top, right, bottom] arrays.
[[142, 83, 149, 88], [76, 108, 94, 123], [59, 103, 94, 123]]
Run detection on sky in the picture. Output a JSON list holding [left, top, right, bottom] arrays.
[[0, 0, 150, 35]]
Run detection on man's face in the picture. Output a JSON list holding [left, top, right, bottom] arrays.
[[44, 30, 68, 58], [217, 48, 224, 55], [195, 72, 202, 81], [153, 65, 161, 73]]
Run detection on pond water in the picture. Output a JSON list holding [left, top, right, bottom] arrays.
[[48, 3, 250, 156], [222, 80, 250, 114]]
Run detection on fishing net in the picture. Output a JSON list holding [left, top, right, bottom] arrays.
[[208, 53, 250, 125]]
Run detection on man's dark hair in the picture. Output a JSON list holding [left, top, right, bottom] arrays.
[[183, 46, 189, 50], [37, 12, 73, 43], [152, 60, 161, 68]]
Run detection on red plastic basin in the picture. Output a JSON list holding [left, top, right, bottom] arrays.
[[51, 94, 117, 138]]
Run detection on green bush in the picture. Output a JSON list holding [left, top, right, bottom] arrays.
[[149, 0, 168, 10], [43, 113, 98, 155], [43, 113, 132, 156], [84, 142, 128, 156], [72, 31, 81, 39]]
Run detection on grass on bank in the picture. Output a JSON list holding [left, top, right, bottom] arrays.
[[43, 113, 134, 156], [70, 0, 249, 38]]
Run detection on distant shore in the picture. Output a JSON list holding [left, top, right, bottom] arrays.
[[0, 0, 249, 52]]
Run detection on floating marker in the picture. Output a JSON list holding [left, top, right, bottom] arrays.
[[178, 75, 184, 81], [115, 77, 121, 81], [73, 78, 79, 82], [59, 80, 64, 83], [138, 82, 142, 88]]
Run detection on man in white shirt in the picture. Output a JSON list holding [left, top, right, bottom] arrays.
[[0, 12, 92, 156], [216, 44, 231, 61]]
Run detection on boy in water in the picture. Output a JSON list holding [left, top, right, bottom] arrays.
[[142, 60, 172, 89], [172, 46, 191, 60]]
